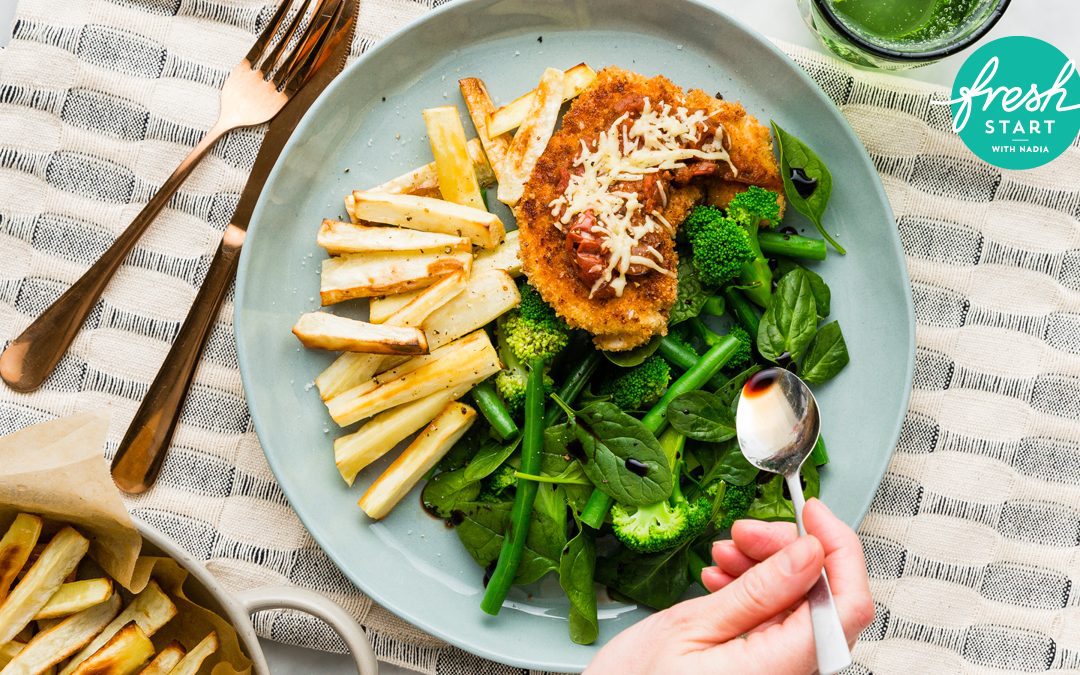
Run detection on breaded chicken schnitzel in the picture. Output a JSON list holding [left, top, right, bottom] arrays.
[[516, 67, 783, 351]]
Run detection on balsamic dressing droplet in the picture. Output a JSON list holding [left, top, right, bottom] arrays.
[[482, 562, 497, 587], [744, 369, 780, 396], [624, 458, 649, 476], [789, 167, 818, 199], [779, 225, 799, 237]]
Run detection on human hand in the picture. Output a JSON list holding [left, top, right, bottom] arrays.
[[585, 499, 874, 675]]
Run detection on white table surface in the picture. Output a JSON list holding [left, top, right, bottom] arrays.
[[0, 0, 1072, 673]]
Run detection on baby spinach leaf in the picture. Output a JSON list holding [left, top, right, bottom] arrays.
[[800, 322, 850, 385], [670, 257, 708, 325], [709, 444, 759, 487], [597, 543, 691, 610], [803, 462, 820, 499], [746, 475, 794, 522], [775, 259, 831, 319], [454, 501, 562, 584], [421, 469, 480, 518], [455, 501, 512, 567], [571, 402, 673, 506], [559, 528, 599, 645], [757, 269, 818, 363], [771, 122, 844, 254], [666, 391, 737, 443], [464, 437, 520, 482]]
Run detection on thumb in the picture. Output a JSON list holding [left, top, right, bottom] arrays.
[[667, 535, 824, 646]]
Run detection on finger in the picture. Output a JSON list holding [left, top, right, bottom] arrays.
[[700, 567, 734, 593], [731, 518, 798, 562], [664, 535, 824, 645], [721, 603, 817, 674], [804, 499, 875, 639], [711, 540, 757, 577]]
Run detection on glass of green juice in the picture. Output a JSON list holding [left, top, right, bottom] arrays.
[[796, 0, 1011, 70]]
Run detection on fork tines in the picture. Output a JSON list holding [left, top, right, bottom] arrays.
[[248, 0, 347, 92]]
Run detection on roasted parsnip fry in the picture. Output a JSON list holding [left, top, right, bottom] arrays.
[[138, 642, 185, 675], [472, 229, 521, 278], [320, 249, 471, 305], [0, 526, 88, 645], [34, 578, 113, 619], [163, 631, 218, 675], [497, 68, 566, 206], [422, 270, 520, 351], [4, 593, 121, 674], [326, 330, 501, 427], [69, 621, 153, 675], [344, 137, 495, 223], [292, 313, 428, 356], [317, 220, 470, 256], [423, 106, 486, 210], [316, 272, 467, 400], [335, 383, 473, 485], [61, 580, 176, 675], [459, 77, 511, 185], [0, 641, 24, 668], [0, 514, 43, 602], [358, 402, 478, 519], [487, 63, 596, 137], [351, 192, 504, 249]]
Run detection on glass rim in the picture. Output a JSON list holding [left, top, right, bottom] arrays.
[[811, 0, 1013, 62]]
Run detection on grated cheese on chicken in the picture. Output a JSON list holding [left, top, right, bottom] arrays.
[[548, 99, 736, 297]]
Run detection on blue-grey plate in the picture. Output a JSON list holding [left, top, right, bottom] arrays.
[[234, 0, 914, 669]]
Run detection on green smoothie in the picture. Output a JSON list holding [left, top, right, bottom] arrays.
[[828, 0, 982, 45]]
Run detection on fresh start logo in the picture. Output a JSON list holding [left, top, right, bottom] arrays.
[[934, 36, 1079, 170]]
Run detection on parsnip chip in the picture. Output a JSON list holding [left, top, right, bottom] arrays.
[[459, 77, 511, 185], [60, 580, 176, 675], [69, 621, 153, 675], [5, 593, 121, 674], [497, 67, 565, 206], [0, 514, 42, 602], [316, 272, 468, 401], [421, 270, 520, 351], [163, 631, 218, 675], [320, 249, 472, 305], [472, 229, 522, 278], [351, 192, 504, 249], [326, 330, 501, 427], [487, 63, 596, 137], [34, 578, 113, 619], [138, 641, 185, 675], [292, 313, 428, 355], [423, 106, 486, 210], [317, 220, 470, 255], [0, 526, 88, 645], [358, 402, 478, 519]]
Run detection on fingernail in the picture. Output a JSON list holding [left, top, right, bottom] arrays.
[[781, 537, 820, 575]]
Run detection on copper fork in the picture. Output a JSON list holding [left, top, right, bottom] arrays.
[[0, 0, 345, 392]]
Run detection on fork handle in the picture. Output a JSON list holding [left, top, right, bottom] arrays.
[[0, 123, 229, 392], [111, 225, 245, 494]]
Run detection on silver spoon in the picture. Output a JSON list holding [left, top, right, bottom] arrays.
[[735, 367, 852, 675]]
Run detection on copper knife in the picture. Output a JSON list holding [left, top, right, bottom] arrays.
[[111, 0, 359, 493]]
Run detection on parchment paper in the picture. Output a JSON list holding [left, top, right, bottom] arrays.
[[0, 412, 253, 674]]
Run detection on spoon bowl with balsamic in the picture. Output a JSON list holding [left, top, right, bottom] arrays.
[[735, 367, 852, 675]]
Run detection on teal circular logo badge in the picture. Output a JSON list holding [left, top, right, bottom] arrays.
[[940, 36, 1079, 170]]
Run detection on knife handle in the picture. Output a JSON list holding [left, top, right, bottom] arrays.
[[111, 225, 246, 494]]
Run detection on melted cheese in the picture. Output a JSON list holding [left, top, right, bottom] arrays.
[[549, 99, 735, 297]]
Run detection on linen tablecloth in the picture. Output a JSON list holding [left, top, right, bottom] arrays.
[[0, 0, 1077, 672]]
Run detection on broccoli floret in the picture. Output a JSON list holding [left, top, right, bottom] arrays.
[[682, 205, 755, 288], [603, 355, 671, 410], [612, 454, 710, 554], [501, 283, 570, 363], [726, 185, 781, 229], [482, 463, 518, 498], [724, 325, 754, 372], [713, 482, 756, 530]]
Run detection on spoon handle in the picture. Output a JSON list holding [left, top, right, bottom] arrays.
[[785, 472, 852, 675]]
